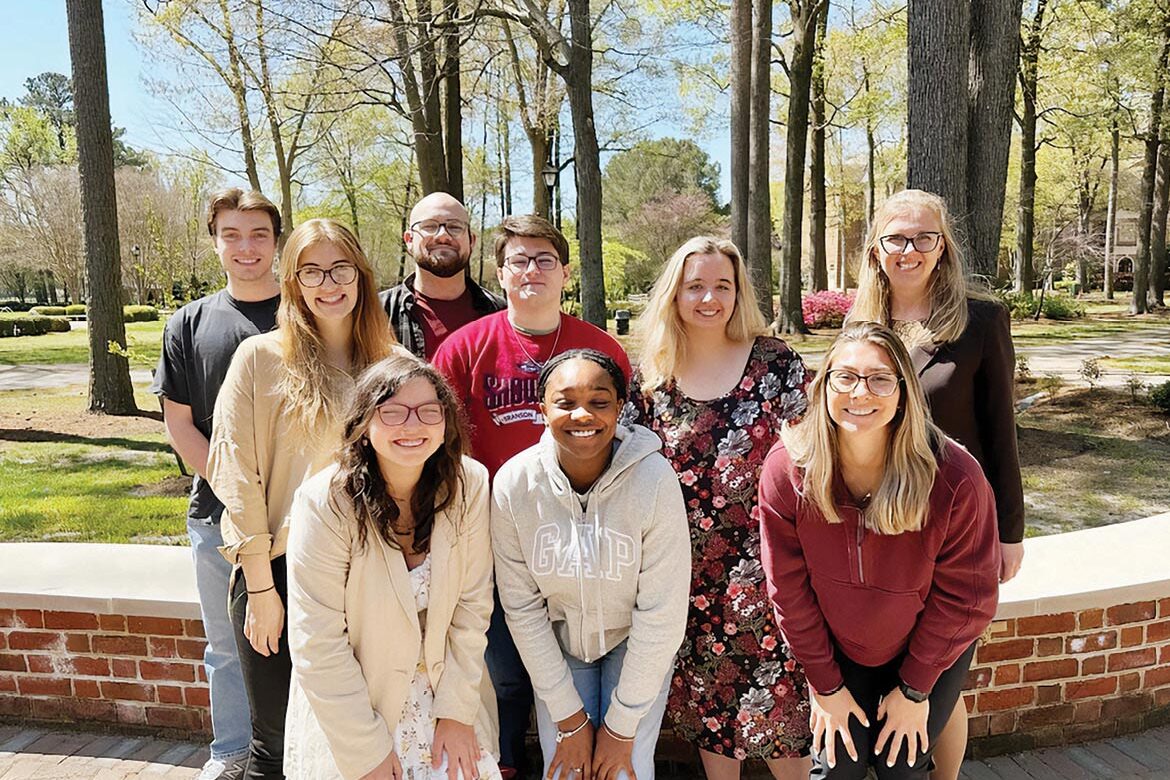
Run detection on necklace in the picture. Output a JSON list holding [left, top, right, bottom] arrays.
[[511, 315, 562, 373]]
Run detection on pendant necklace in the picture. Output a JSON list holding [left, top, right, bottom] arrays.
[[511, 315, 562, 374]]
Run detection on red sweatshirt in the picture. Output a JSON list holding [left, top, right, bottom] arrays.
[[757, 438, 1000, 695]]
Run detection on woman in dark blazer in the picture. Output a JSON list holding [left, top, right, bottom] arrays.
[[846, 188, 1023, 779]]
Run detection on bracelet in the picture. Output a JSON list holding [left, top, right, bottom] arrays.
[[247, 585, 276, 595], [818, 682, 844, 697], [602, 723, 635, 743], [555, 716, 591, 744]]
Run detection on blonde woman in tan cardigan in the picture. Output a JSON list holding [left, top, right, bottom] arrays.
[[208, 218, 395, 779], [285, 354, 499, 780]]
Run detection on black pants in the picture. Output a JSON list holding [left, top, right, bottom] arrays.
[[229, 555, 291, 780], [809, 643, 977, 780], [486, 586, 534, 776]]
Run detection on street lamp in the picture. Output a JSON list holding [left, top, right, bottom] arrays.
[[541, 162, 558, 222]]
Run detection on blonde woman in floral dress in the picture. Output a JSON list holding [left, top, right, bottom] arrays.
[[621, 237, 812, 780]]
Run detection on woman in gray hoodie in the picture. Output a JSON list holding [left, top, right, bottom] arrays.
[[492, 349, 691, 780]]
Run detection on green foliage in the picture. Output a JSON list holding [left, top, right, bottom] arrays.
[[29, 305, 66, 316], [602, 138, 721, 227], [994, 290, 1084, 320], [1079, 358, 1102, 388], [1124, 373, 1146, 401], [1151, 381, 1170, 414], [1039, 294, 1085, 320], [0, 313, 54, 337], [46, 316, 70, 333], [123, 305, 160, 322], [65, 304, 86, 315]]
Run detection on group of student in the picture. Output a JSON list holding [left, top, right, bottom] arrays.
[[152, 185, 1024, 780]]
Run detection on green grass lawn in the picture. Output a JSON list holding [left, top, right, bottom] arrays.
[[0, 320, 165, 366], [1099, 355, 1170, 375]]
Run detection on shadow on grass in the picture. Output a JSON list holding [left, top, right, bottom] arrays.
[[0, 427, 172, 453]]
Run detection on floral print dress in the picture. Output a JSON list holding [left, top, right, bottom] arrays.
[[621, 336, 813, 760]]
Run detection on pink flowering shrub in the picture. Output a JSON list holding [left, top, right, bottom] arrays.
[[802, 290, 855, 328]]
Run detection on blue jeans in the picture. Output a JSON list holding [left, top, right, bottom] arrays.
[[188, 514, 252, 761], [533, 640, 672, 780]]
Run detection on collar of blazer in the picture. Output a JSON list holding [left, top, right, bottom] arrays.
[[910, 341, 941, 376], [376, 511, 455, 640]]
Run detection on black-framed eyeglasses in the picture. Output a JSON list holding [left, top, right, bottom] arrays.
[[410, 220, 468, 238], [296, 263, 358, 288], [503, 253, 561, 273], [878, 232, 942, 255], [377, 401, 445, 426], [827, 369, 902, 397]]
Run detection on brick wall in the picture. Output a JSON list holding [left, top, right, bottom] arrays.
[[964, 597, 1170, 757], [0, 607, 210, 736]]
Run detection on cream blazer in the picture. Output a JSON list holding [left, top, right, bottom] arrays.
[[284, 458, 498, 780]]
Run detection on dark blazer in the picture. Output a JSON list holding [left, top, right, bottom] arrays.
[[910, 298, 1025, 543]]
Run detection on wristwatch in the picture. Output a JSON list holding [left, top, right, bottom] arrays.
[[898, 680, 930, 703]]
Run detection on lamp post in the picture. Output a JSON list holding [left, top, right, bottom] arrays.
[[541, 162, 558, 223]]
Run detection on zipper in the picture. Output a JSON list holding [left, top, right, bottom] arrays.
[[855, 516, 865, 584]]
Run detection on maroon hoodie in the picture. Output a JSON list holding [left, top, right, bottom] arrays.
[[757, 438, 1000, 695]]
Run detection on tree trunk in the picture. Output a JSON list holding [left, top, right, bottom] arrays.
[[1014, 0, 1046, 293], [1104, 115, 1119, 299], [907, 0, 970, 222], [863, 62, 876, 230], [527, 128, 552, 220], [388, 0, 449, 195], [1150, 122, 1170, 306], [1133, 20, 1170, 314], [66, 0, 136, 415], [747, 0, 774, 319], [729, 0, 752, 253], [442, 0, 464, 201], [809, 8, 829, 292], [966, 0, 1023, 279]]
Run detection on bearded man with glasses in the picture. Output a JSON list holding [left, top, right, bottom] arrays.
[[380, 192, 504, 359]]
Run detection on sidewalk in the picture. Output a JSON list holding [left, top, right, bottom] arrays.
[[0, 364, 152, 391]]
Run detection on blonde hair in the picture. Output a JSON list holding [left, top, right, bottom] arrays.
[[277, 218, 396, 432], [781, 321, 945, 535], [848, 189, 991, 344], [638, 236, 768, 392]]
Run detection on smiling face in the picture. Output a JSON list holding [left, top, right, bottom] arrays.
[[825, 341, 901, 436], [875, 206, 945, 301], [213, 209, 277, 285], [676, 252, 737, 333], [368, 375, 447, 473], [540, 358, 621, 468], [496, 236, 570, 311], [296, 241, 360, 325], [405, 193, 475, 279]]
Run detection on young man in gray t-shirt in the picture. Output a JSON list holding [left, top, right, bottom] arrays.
[[150, 189, 281, 780]]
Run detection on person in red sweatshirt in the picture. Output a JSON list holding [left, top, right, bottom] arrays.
[[757, 321, 999, 780]]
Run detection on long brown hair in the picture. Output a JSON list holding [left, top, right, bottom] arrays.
[[781, 321, 945, 534], [277, 218, 395, 432], [330, 354, 467, 554]]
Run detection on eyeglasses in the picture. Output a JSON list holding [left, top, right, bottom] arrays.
[[410, 220, 468, 238], [377, 401, 445, 426], [878, 232, 942, 255], [826, 369, 902, 397], [296, 263, 358, 288], [503, 253, 561, 273]]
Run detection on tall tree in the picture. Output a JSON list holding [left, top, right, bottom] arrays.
[[1014, 0, 1049, 292], [729, 0, 752, 253], [1104, 114, 1119, 299], [503, 16, 564, 220], [809, 8, 830, 292], [1133, 16, 1170, 314], [747, 0, 774, 319], [1150, 117, 1170, 306], [66, 0, 136, 414], [20, 72, 74, 150]]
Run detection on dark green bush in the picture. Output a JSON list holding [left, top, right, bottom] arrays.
[[65, 304, 87, 315], [1040, 294, 1085, 320], [47, 316, 71, 333], [0, 313, 54, 337], [993, 290, 1084, 321], [1151, 381, 1170, 414], [29, 305, 67, 316], [123, 305, 160, 322], [0, 300, 35, 312]]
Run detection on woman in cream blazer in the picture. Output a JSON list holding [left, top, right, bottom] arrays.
[[284, 354, 499, 780]]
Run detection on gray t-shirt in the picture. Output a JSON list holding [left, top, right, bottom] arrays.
[[151, 289, 279, 519]]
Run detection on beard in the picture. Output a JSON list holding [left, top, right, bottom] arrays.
[[414, 245, 470, 278]]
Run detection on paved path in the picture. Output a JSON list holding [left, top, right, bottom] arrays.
[[0, 364, 152, 392], [1015, 330, 1170, 389], [2, 724, 1169, 779]]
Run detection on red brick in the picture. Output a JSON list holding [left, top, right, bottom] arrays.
[[64, 698, 118, 723], [1036, 684, 1061, 704], [145, 706, 203, 730], [1082, 656, 1106, 675], [964, 693, 975, 711], [1158, 688, 1170, 707], [7, 631, 63, 651], [1018, 613, 1076, 636], [184, 686, 209, 708], [64, 633, 90, 653], [1148, 620, 1170, 643], [988, 710, 1018, 733], [1160, 597, 1170, 618], [184, 619, 205, 638], [98, 614, 126, 631], [15, 610, 43, 628], [29, 697, 68, 720], [977, 638, 1034, 663], [1145, 666, 1170, 688], [1106, 601, 1157, 626], [1101, 692, 1153, 720], [1121, 626, 1144, 648], [157, 685, 184, 704], [1073, 700, 1102, 723], [101, 681, 156, 702], [1119, 671, 1141, 693], [70, 657, 111, 677], [978, 686, 1035, 711], [0, 634, 6, 650], [17, 676, 71, 696], [1079, 608, 1105, 629], [111, 658, 137, 678], [1037, 637, 1064, 657], [26, 655, 53, 674], [1163, 646, 1170, 664], [967, 714, 989, 738], [74, 679, 101, 699], [1066, 630, 1117, 654], [1020, 704, 1075, 728], [1066, 676, 1118, 700], [197, 665, 207, 683], [0, 609, 14, 627], [1109, 648, 1157, 672], [994, 664, 1021, 686], [176, 639, 205, 660], [0, 674, 14, 692], [42, 611, 99, 630], [0, 653, 26, 672], [0, 694, 31, 717], [115, 701, 146, 725], [127, 616, 184, 636], [1023, 659, 1078, 682], [148, 637, 177, 658], [966, 667, 992, 689], [140, 660, 196, 683], [92, 635, 147, 656]]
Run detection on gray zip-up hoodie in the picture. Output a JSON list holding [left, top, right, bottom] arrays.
[[491, 423, 691, 738]]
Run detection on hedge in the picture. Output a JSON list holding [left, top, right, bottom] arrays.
[[65, 304, 87, 315], [123, 305, 160, 322], [29, 305, 67, 316], [25, 304, 161, 322], [0, 313, 55, 337], [0, 301, 35, 312]]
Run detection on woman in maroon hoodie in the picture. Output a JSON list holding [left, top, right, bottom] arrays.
[[757, 322, 999, 780]]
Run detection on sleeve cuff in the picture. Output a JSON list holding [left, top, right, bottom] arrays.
[[803, 662, 845, 696], [217, 532, 274, 565], [602, 702, 641, 739], [545, 683, 587, 726], [897, 655, 943, 695]]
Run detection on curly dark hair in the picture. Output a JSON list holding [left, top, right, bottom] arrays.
[[329, 353, 467, 554]]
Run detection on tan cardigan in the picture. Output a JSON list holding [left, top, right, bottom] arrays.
[[208, 331, 352, 563], [284, 459, 498, 780]]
